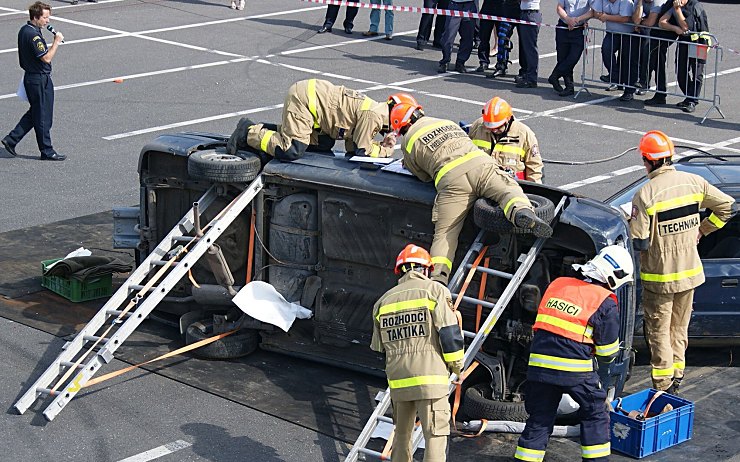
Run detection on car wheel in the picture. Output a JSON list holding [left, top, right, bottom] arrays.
[[187, 148, 261, 183], [185, 320, 260, 359], [463, 383, 529, 422], [473, 194, 555, 234]]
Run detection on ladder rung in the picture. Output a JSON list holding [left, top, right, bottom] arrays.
[[172, 235, 195, 243], [106, 309, 133, 318], [60, 361, 84, 369], [83, 335, 107, 344], [150, 260, 169, 267], [463, 330, 476, 339], [377, 415, 393, 424], [128, 284, 154, 292], [452, 294, 496, 309], [358, 448, 384, 458], [465, 264, 513, 280], [36, 388, 58, 397]]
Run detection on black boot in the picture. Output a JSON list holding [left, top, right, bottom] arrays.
[[559, 75, 575, 97], [226, 117, 254, 155], [514, 208, 553, 238], [547, 72, 564, 93]]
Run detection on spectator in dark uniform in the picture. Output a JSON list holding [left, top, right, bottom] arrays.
[[515, 0, 541, 88], [417, 0, 449, 50], [640, 0, 676, 106], [592, 0, 638, 102], [318, 5, 359, 34], [3, 1, 65, 161], [438, 0, 478, 73], [476, 0, 520, 75], [549, 0, 593, 96]]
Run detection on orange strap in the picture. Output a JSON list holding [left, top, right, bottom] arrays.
[[475, 257, 490, 332], [452, 246, 488, 312], [461, 419, 489, 438], [82, 330, 236, 388], [246, 207, 256, 284], [451, 361, 480, 430], [380, 426, 395, 460]]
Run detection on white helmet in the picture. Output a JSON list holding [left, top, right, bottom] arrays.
[[572, 245, 634, 290]]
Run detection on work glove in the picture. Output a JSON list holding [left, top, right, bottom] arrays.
[[448, 360, 463, 377], [226, 117, 254, 155]]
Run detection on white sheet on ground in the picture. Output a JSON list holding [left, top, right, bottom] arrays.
[[232, 281, 312, 332]]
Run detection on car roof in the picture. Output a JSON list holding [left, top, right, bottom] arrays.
[[675, 153, 740, 185]]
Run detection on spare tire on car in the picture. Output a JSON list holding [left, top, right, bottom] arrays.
[[185, 319, 260, 359], [187, 148, 261, 183], [463, 383, 529, 422], [473, 193, 555, 234]]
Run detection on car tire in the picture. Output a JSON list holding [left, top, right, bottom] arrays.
[[463, 383, 529, 422], [473, 194, 555, 234], [185, 320, 260, 359], [187, 148, 261, 183]]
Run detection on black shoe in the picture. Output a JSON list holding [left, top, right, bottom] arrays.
[[318, 26, 331, 34], [514, 75, 525, 84], [559, 87, 575, 97], [667, 378, 682, 395], [227, 117, 254, 155], [415, 40, 424, 51], [487, 66, 507, 79], [71, 0, 78, 3], [676, 99, 691, 108], [344, 26, 353, 34], [600, 74, 611, 83], [87, 0, 98, 3], [362, 31, 378, 37], [431, 42, 442, 49], [619, 92, 634, 102], [547, 74, 563, 93], [1, 138, 17, 157], [515, 80, 538, 88], [437, 63, 448, 73], [474, 64, 488, 73], [514, 208, 553, 238], [41, 152, 66, 161], [682, 102, 696, 113], [454, 63, 468, 73], [643, 96, 666, 107]]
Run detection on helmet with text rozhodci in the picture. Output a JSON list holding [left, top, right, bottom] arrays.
[[390, 102, 423, 135], [387, 92, 420, 111], [482, 96, 513, 130], [395, 244, 433, 275]]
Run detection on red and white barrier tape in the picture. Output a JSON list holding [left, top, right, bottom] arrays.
[[300, 0, 562, 29], [301, 0, 740, 57]]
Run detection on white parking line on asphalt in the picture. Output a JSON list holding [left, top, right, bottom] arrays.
[[117, 440, 192, 462], [0, 0, 123, 16]]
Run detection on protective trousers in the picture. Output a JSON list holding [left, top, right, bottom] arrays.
[[642, 288, 693, 390], [516, 378, 610, 462], [392, 396, 450, 462], [430, 166, 530, 284], [247, 80, 312, 159]]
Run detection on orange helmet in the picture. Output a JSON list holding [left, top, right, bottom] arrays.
[[482, 97, 513, 129], [387, 92, 419, 110], [390, 102, 420, 133], [638, 130, 674, 161], [395, 244, 433, 275]]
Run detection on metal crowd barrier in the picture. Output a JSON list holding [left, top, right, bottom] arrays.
[[576, 25, 724, 124]]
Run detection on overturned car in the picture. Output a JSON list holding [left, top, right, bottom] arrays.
[[117, 131, 636, 421]]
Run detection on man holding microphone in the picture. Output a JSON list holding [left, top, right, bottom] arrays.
[[2, 1, 66, 161]]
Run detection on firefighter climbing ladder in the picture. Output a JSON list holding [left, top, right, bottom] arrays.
[[13, 176, 264, 422], [346, 197, 566, 461]]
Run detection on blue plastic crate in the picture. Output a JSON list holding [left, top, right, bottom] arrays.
[[610, 389, 694, 459]]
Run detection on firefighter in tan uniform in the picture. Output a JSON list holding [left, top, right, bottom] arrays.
[[630, 131, 736, 393], [371, 244, 464, 462], [226, 79, 395, 161], [468, 97, 544, 183], [388, 102, 553, 284]]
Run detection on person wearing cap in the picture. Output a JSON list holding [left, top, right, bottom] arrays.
[[515, 245, 635, 462], [371, 244, 464, 462], [630, 130, 735, 394], [225, 79, 397, 162], [389, 102, 552, 285], [468, 97, 543, 183]]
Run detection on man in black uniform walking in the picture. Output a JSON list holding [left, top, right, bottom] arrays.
[[2, 1, 65, 161]]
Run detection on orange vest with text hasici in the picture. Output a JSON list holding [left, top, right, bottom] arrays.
[[533, 277, 617, 344]]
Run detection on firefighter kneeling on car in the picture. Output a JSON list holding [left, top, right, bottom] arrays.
[[515, 245, 635, 462], [371, 244, 464, 462]]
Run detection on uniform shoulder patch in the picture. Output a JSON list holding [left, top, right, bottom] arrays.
[[530, 144, 540, 157], [631, 205, 639, 220], [36, 41, 45, 52]]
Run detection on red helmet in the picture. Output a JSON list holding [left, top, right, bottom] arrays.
[[387, 92, 419, 110], [638, 130, 674, 161], [395, 244, 433, 275], [482, 97, 513, 129], [390, 102, 421, 133]]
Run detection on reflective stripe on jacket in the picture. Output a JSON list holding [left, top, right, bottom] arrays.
[[371, 271, 464, 401], [468, 118, 543, 183]]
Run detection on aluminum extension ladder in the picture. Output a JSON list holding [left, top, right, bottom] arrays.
[[14, 176, 264, 421], [346, 197, 566, 461]]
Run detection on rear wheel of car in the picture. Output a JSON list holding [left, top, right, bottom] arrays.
[[185, 320, 260, 359], [187, 148, 261, 183], [473, 194, 555, 234], [463, 383, 529, 422]]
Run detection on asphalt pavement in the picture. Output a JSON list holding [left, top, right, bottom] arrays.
[[1, 0, 739, 460]]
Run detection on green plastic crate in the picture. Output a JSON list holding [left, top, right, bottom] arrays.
[[41, 258, 113, 302]]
